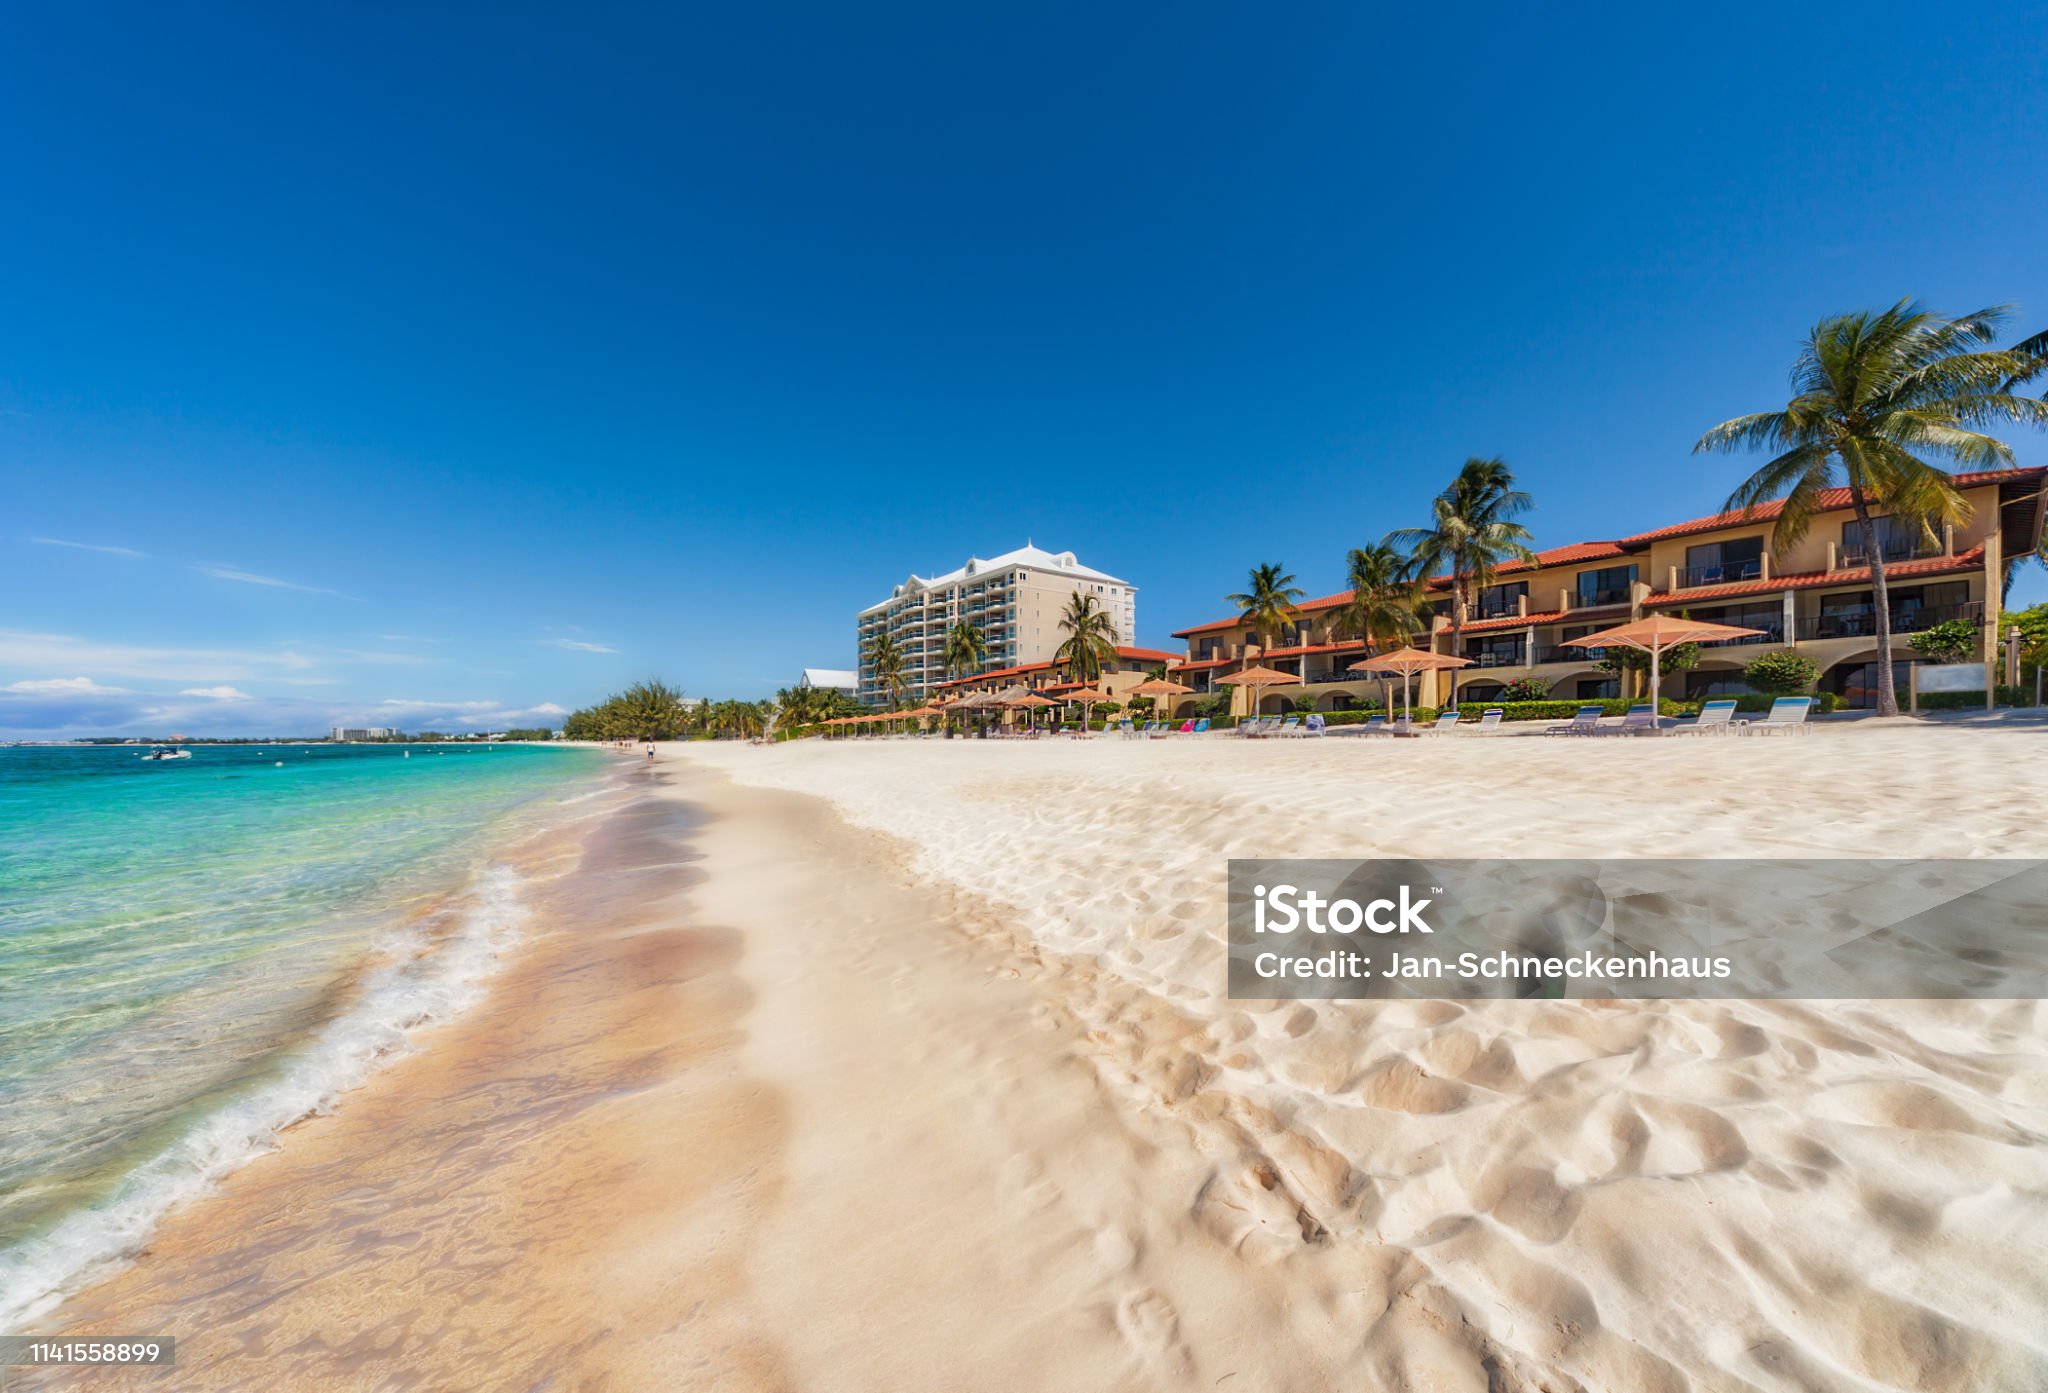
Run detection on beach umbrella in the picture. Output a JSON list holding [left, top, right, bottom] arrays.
[[1216, 663, 1299, 721], [1059, 685, 1114, 732], [1006, 690, 1057, 733], [1347, 647, 1471, 725], [1563, 615, 1764, 728], [1127, 677, 1193, 725]]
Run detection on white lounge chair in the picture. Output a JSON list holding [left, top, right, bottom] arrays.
[[1739, 696, 1814, 736], [1300, 713, 1327, 737], [1469, 708, 1504, 732], [1420, 710, 1462, 734], [1674, 698, 1738, 736], [1545, 705, 1606, 736]]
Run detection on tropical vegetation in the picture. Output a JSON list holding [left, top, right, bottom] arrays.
[[1333, 541, 1428, 711], [864, 632, 911, 708], [1053, 592, 1119, 683], [1385, 458, 1537, 709], [1741, 651, 1821, 696], [943, 621, 988, 680], [1696, 301, 2048, 715], [1225, 562, 1305, 658]]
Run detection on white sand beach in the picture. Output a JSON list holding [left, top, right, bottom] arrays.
[[672, 722, 2048, 1392], [31, 722, 2048, 1392]]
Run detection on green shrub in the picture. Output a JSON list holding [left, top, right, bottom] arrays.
[[1742, 651, 1821, 696], [1905, 620, 1981, 665], [1496, 677, 1554, 701]]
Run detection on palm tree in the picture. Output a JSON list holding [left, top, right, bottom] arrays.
[[1053, 592, 1118, 684], [943, 620, 987, 681], [1224, 562, 1306, 661], [865, 632, 910, 709], [1697, 301, 2047, 715], [1336, 540, 1430, 713], [1387, 458, 1538, 710]]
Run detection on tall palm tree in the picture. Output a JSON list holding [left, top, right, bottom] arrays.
[[943, 620, 988, 681], [1697, 301, 2046, 716], [1225, 562, 1305, 661], [1386, 458, 1538, 709], [1336, 540, 1431, 713], [1053, 592, 1118, 684], [864, 632, 910, 709]]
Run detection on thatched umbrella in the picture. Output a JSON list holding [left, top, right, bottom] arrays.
[[1215, 664, 1299, 721], [1006, 690, 1057, 734], [1564, 615, 1764, 728], [1346, 647, 1471, 725]]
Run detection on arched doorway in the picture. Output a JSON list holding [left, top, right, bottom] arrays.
[[1317, 690, 1357, 712], [1824, 653, 1920, 709]]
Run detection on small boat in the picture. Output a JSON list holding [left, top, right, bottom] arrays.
[[140, 745, 191, 761]]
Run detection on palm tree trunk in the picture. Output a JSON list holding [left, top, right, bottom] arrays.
[[1447, 588, 1468, 710], [1849, 486, 1900, 717]]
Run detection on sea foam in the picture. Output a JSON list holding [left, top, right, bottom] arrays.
[[0, 863, 532, 1329]]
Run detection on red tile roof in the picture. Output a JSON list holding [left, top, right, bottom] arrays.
[[1167, 657, 1236, 673], [932, 646, 1178, 689], [1619, 469, 2042, 545], [1644, 547, 1986, 604]]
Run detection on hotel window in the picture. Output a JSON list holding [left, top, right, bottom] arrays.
[[1682, 537, 1762, 586], [1463, 634, 1526, 667], [1576, 677, 1619, 699], [1476, 580, 1527, 619], [1576, 565, 1637, 608], [1841, 516, 1931, 563]]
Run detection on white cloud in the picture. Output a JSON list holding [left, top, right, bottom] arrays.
[[0, 629, 318, 682], [539, 638, 618, 653], [179, 686, 251, 700], [30, 538, 147, 558], [193, 564, 355, 599], [5, 675, 131, 694]]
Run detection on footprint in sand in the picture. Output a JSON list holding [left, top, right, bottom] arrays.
[[1113, 1288, 1192, 1377]]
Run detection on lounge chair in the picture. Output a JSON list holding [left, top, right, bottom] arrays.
[[1273, 715, 1300, 737], [1191, 717, 1212, 734], [1300, 713, 1326, 737], [1673, 698, 1738, 736], [1545, 705, 1606, 736], [1116, 719, 1137, 738], [1471, 708, 1504, 732], [1597, 702, 1660, 736], [1175, 720, 1195, 734], [1739, 696, 1814, 736], [1420, 710, 1462, 734]]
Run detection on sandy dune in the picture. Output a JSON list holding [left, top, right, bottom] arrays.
[[680, 722, 2048, 1392]]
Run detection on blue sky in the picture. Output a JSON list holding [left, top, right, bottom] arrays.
[[6, 4, 2048, 737]]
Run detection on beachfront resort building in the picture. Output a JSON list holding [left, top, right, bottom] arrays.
[[1167, 467, 2045, 715], [930, 645, 1183, 702], [856, 543, 1139, 703], [330, 726, 398, 741], [797, 667, 859, 697]]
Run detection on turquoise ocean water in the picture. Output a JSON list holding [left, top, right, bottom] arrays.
[[0, 741, 604, 1326]]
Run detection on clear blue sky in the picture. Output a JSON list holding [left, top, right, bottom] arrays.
[[6, 4, 2047, 737]]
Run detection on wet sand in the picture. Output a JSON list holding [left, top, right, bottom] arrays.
[[28, 760, 1300, 1390]]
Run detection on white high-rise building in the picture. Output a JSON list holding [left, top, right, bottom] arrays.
[[856, 544, 1137, 703]]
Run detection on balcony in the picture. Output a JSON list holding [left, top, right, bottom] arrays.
[[1575, 586, 1634, 608], [1462, 648, 1527, 668], [1679, 559, 1762, 589], [1698, 622, 1783, 647], [1794, 601, 1982, 642], [1839, 539, 1938, 568]]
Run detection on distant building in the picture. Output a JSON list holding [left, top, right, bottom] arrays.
[[857, 543, 1138, 703], [799, 667, 858, 696], [330, 726, 397, 741]]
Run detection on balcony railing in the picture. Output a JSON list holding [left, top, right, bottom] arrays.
[[1698, 623, 1783, 647], [1462, 649, 1526, 668], [1679, 559, 1762, 588], [1795, 601, 1982, 642], [1839, 540, 1938, 568], [1575, 586, 1634, 607]]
